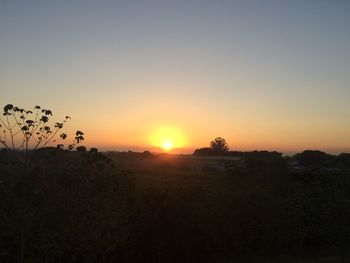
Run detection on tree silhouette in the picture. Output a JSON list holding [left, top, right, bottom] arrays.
[[210, 137, 229, 153]]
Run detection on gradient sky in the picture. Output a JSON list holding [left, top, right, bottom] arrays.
[[1, 0, 350, 153]]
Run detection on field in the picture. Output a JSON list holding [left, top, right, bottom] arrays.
[[1, 149, 350, 262]]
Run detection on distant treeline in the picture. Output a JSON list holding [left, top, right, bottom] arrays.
[[194, 148, 350, 167], [194, 147, 246, 156]]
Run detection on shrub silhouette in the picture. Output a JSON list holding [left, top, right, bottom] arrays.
[[0, 104, 84, 152]]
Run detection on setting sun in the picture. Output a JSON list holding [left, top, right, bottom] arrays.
[[162, 140, 173, 151], [150, 126, 186, 152]]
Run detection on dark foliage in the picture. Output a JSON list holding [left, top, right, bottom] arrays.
[[194, 148, 245, 157], [244, 151, 286, 170], [1, 149, 350, 262], [193, 147, 217, 156], [295, 150, 334, 167]]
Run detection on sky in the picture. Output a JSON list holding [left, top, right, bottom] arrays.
[[1, 0, 350, 154]]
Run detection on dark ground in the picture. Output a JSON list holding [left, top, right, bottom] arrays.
[[1, 149, 350, 262]]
